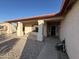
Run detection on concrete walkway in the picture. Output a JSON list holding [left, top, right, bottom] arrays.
[[37, 37, 59, 59], [20, 34, 45, 59], [37, 37, 69, 59]]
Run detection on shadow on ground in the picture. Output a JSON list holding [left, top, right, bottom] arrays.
[[0, 38, 19, 55], [20, 33, 45, 59], [0, 34, 8, 41], [20, 33, 69, 59]]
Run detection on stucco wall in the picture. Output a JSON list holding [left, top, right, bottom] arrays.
[[60, 1, 79, 59], [44, 22, 47, 37], [24, 26, 33, 34]]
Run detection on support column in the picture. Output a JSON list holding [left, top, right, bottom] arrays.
[[37, 20, 44, 41], [7, 23, 12, 34], [17, 22, 24, 36], [44, 22, 47, 37]]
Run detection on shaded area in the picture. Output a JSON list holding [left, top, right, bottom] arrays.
[[57, 51, 69, 59], [37, 37, 59, 59], [0, 38, 19, 55], [20, 34, 45, 59], [37, 37, 69, 59], [20, 33, 69, 59], [0, 34, 8, 42]]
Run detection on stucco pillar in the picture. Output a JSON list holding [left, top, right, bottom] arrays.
[[17, 22, 24, 36], [7, 23, 12, 34], [44, 22, 47, 37], [37, 20, 44, 41]]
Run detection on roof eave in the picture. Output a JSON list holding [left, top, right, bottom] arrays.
[[6, 0, 76, 23]]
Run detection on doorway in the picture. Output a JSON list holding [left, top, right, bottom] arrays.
[[47, 21, 60, 37], [48, 25, 59, 37], [51, 26, 56, 36]]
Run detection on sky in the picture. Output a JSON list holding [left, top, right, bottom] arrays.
[[0, 0, 63, 22]]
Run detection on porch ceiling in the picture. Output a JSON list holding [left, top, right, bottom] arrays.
[[44, 16, 64, 21], [22, 20, 38, 25]]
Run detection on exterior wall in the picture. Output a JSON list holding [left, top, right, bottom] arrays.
[[0, 23, 16, 34], [60, 1, 79, 59], [24, 25, 33, 35]]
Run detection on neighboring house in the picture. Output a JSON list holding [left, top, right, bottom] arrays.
[[0, 23, 6, 31], [0, 23, 16, 34], [0, 0, 79, 59]]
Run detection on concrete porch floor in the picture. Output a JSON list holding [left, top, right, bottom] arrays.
[[37, 37, 69, 59], [37, 37, 59, 59], [20, 34, 69, 59]]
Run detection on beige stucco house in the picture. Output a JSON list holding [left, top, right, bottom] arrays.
[[0, 0, 79, 59]]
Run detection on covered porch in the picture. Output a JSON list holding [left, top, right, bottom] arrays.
[[5, 16, 64, 41]]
